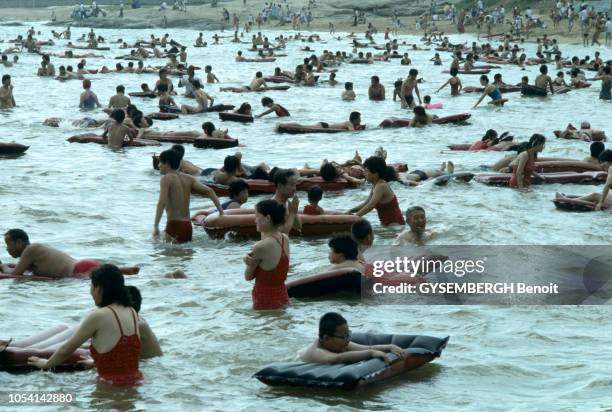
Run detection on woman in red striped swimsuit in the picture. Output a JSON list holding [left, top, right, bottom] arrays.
[[28, 264, 144, 385], [244, 199, 290, 310], [347, 156, 405, 226]]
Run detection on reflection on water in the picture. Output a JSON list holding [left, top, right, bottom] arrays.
[[0, 23, 611, 411]]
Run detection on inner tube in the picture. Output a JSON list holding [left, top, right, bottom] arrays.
[[146, 112, 179, 121], [253, 332, 449, 389], [0, 325, 88, 372], [553, 195, 610, 212], [193, 136, 239, 149], [67, 133, 160, 147], [0, 142, 29, 154], [475, 171, 607, 186], [379, 113, 471, 128], [202, 209, 360, 238], [535, 161, 603, 173], [128, 91, 157, 98], [521, 85, 548, 97], [218, 112, 254, 123]]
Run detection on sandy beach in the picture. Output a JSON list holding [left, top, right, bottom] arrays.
[[0, 0, 606, 45]]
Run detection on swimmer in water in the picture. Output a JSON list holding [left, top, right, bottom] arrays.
[[244, 199, 290, 310], [79, 79, 101, 110], [347, 156, 404, 226], [255, 97, 290, 118], [368, 76, 385, 101], [395, 206, 433, 245], [326, 233, 364, 271], [154, 149, 224, 243], [534, 64, 555, 95], [108, 85, 131, 109], [575, 150, 612, 210], [0, 74, 16, 108], [509, 134, 546, 189], [298, 312, 405, 364], [342, 82, 356, 101], [180, 80, 214, 113], [400, 69, 421, 109], [199, 121, 229, 139], [473, 75, 504, 108], [271, 169, 301, 234], [409, 106, 436, 127], [102, 109, 132, 148], [435, 67, 462, 96], [0, 229, 139, 278], [351, 218, 373, 265], [204, 65, 219, 83]]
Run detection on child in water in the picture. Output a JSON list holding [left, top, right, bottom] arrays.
[[342, 82, 355, 101], [298, 312, 405, 363], [303, 186, 324, 215]]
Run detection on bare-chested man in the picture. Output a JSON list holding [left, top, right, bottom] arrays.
[[102, 109, 132, 148], [271, 169, 301, 234], [108, 84, 131, 109], [154, 149, 224, 243], [395, 206, 433, 245], [249, 71, 267, 90], [1, 229, 138, 278], [534, 64, 555, 94], [368, 76, 386, 101], [400, 69, 421, 109], [0, 75, 16, 108]]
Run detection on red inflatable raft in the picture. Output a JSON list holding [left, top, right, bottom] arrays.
[[535, 161, 603, 173], [193, 136, 239, 149], [0, 142, 30, 154], [0, 325, 87, 372], [379, 113, 471, 128], [218, 112, 254, 123], [553, 194, 610, 212], [146, 112, 179, 121], [67, 133, 160, 147], [475, 171, 607, 186], [202, 209, 360, 238], [203, 176, 359, 196], [276, 123, 366, 134]]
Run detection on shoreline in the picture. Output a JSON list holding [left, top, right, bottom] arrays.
[[0, 2, 607, 46]]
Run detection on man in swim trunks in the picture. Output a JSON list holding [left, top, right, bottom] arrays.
[[154, 149, 224, 243], [368, 76, 385, 101], [298, 312, 404, 364], [108, 85, 131, 109], [271, 169, 301, 234], [0, 75, 16, 108], [395, 206, 433, 245], [400, 69, 421, 109], [321, 111, 363, 131], [534, 64, 555, 95], [1, 229, 137, 278], [398, 161, 454, 185]]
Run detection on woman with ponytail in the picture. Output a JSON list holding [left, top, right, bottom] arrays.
[[28, 264, 144, 385], [509, 133, 546, 188], [244, 199, 290, 310], [347, 156, 405, 226]]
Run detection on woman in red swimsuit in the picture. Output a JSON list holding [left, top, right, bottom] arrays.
[[347, 156, 405, 225], [244, 199, 290, 310], [28, 264, 144, 385], [509, 134, 546, 188]]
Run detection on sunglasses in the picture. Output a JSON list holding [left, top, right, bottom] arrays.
[[330, 330, 352, 342]]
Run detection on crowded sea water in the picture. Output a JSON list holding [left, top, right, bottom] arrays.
[[1, 20, 611, 411]]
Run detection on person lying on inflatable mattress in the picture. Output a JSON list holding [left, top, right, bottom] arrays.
[[1, 229, 138, 278], [298, 312, 405, 364]]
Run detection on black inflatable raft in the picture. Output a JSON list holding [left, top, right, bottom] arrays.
[[254, 332, 449, 389]]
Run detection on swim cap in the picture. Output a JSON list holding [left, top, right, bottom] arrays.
[[83, 79, 91, 88], [580, 121, 591, 129]]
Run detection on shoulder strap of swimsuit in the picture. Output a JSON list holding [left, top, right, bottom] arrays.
[[107, 306, 125, 337], [130, 307, 139, 337]]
